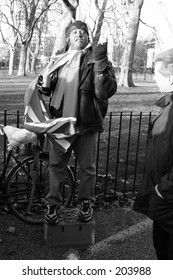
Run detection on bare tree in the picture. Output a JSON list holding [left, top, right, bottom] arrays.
[[17, 0, 60, 76], [52, 0, 109, 55], [0, 0, 60, 76], [0, 0, 20, 75], [52, 0, 75, 55], [118, 0, 144, 87], [27, 12, 48, 74], [0, 26, 18, 75]]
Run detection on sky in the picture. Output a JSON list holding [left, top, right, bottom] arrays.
[[138, 0, 173, 49]]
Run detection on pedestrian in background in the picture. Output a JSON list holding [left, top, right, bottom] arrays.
[[134, 48, 173, 259]]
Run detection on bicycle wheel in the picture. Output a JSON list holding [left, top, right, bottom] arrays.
[[6, 153, 75, 224]]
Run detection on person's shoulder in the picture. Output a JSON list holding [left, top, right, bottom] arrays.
[[84, 46, 93, 61]]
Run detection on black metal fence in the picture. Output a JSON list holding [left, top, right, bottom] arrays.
[[0, 110, 153, 198]]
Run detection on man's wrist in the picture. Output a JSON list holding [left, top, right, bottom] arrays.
[[94, 57, 108, 72]]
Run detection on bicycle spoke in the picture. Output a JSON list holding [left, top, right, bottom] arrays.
[[5, 154, 74, 224]]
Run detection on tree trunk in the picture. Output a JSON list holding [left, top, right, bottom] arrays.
[[30, 53, 37, 74], [52, 0, 76, 56], [17, 43, 28, 76], [118, 0, 144, 87], [26, 50, 31, 73], [8, 48, 15, 76], [52, 10, 72, 55]]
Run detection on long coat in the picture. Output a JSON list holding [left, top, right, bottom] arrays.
[[133, 94, 173, 233]]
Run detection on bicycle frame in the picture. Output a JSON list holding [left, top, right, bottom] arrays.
[[26, 144, 40, 212], [0, 150, 13, 186], [0, 150, 19, 196]]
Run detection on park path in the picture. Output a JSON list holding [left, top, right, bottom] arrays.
[[84, 218, 156, 260]]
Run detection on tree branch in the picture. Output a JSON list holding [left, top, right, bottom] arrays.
[[62, 0, 76, 18]]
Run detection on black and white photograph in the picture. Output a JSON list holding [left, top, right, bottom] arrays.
[[0, 0, 173, 278]]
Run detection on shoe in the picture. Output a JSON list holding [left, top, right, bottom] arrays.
[[45, 205, 59, 224], [78, 200, 93, 222]]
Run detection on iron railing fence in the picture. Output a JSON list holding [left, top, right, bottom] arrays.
[[0, 110, 155, 199]]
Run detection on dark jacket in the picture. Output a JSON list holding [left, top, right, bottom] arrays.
[[40, 47, 117, 135], [133, 94, 173, 232]]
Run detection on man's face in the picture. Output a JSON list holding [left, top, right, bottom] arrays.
[[68, 28, 89, 50]]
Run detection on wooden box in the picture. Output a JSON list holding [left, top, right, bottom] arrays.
[[44, 208, 96, 247]]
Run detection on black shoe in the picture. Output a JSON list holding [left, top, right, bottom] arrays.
[[45, 205, 59, 225], [78, 200, 93, 222]]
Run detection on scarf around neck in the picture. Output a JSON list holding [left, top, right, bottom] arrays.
[[50, 49, 82, 117]]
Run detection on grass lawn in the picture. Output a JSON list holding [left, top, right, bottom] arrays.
[[0, 71, 161, 113], [0, 71, 162, 196]]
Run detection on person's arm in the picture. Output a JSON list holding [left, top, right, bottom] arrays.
[[93, 43, 117, 100]]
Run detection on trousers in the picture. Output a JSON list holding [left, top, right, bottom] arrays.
[[45, 132, 98, 206], [153, 221, 173, 259]]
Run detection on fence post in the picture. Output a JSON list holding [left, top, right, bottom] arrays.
[[3, 110, 7, 164], [114, 112, 122, 193], [104, 112, 112, 197], [133, 111, 142, 193], [123, 112, 132, 196], [95, 132, 100, 194]]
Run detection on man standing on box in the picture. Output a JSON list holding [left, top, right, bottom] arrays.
[[36, 20, 117, 224]]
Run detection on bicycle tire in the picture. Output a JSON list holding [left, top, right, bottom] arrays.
[[6, 153, 75, 225]]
